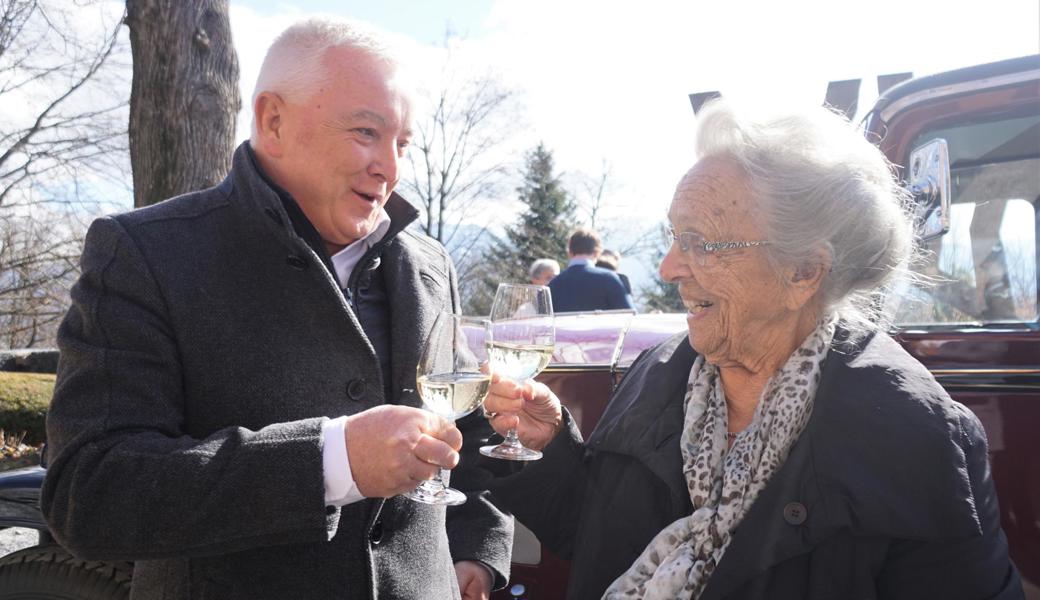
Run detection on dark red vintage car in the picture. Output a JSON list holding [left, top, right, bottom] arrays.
[[1, 55, 1038, 599]]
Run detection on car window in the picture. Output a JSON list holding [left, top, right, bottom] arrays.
[[887, 116, 1039, 326]]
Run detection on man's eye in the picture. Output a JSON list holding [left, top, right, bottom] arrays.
[[354, 128, 377, 138]]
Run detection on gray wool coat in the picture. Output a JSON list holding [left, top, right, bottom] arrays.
[[41, 144, 513, 600]]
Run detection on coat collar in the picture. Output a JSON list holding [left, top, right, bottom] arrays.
[[221, 142, 420, 260], [222, 142, 435, 410], [590, 329, 983, 599], [380, 229, 454, 409]]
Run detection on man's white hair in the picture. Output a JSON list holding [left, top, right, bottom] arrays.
[[249, 18, 399, 142], [529, 258, 560, 280]]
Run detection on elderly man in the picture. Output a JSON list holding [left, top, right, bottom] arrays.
[[528, 258, 560, 286], [549, 227, 634, 312], [41, 18, 511, 600]]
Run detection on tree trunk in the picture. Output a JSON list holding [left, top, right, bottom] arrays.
[[125, 0, 240, 207]]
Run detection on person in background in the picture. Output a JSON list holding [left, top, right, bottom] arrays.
[[483, 100, 1021, 599], [529, 258, 561, 286], [548, 227, 634, 312], [41, 18, 510, 600], [596, 248, 632, 295]]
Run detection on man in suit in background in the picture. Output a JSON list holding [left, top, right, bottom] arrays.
[[548, 227, 635, 312], [42, 18, 510, 600], [596, 248, 632, 295]]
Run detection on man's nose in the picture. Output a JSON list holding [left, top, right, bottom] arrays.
[[368, 141, 400, 185]]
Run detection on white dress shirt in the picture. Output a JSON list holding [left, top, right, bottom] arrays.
[[321, 210, 391, 506]]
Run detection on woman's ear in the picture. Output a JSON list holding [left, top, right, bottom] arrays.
[[783, 248, 831, 311], [253, 92, 286, 158]]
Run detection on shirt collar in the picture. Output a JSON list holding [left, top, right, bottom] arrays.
[[330, 210, 392, 288], [568, 256, 595, 267]]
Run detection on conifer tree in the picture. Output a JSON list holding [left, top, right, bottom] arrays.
[[465, 143, 576, 314]]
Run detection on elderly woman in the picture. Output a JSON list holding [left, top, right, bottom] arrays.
[[483, 101, 1021, 599]]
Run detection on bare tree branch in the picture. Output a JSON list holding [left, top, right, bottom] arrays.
[[0, 0, 129, 348], [400, 39, 523, 304]]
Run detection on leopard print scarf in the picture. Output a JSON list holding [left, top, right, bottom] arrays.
[[603, 319, 836, 600]]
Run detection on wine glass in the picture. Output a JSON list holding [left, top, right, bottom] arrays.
[[480, 283, 555, 461], [405, 312, 492, 506]]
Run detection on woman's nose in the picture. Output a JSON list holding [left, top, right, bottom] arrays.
[[658, 241, 690, 283]]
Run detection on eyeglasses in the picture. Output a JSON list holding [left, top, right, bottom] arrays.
[[669, 226, 770, 267]]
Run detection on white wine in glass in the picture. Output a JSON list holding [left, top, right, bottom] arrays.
[[481, 283, 555, 461], [417, 372, 492, 421], [486, 341, 553, 381], [405, 313, 491, 506]]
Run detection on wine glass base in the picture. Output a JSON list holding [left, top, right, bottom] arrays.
[[404, 483, 467, 506], [480, 443, 543, 461]]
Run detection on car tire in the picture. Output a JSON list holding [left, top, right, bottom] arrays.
[[0, 544, 131, 599]]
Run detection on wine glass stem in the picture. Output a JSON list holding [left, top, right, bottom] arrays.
[[434, 468, 449, 492], [503, 427, 524, 449]]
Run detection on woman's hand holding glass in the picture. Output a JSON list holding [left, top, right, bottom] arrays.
[[480, 283, 555, 460], [484, 374, 563, 453]]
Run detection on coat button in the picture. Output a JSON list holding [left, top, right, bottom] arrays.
[[286, 255, 307, 270], [783, 502, 808, 525], [369, 520, 384, 545], [347, 378, 366, 400]]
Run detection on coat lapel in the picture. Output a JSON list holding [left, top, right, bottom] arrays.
[[379, 195, 454, 409]]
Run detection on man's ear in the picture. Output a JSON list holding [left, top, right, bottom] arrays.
[[253, 91, 287, 158], [783, 247, 831, 311]]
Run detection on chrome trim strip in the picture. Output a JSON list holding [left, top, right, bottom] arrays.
[[544, 366, 1040, 377], [542, 364, 616, 374], [879, 69, 1040, 122], [938, 383, 1040, 390], [930, 368, 1040, 376]]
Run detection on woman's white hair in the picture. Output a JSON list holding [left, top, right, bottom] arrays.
[[694, 99, 916, 338], [249, 18, 399, 141]]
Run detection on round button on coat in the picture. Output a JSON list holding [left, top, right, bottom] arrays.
[[783, 502, 808, 525], [369, 520, 384, 545], [347, 378, 366, 400]]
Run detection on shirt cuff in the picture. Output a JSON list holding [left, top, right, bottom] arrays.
[[322, 416, 366, 506]]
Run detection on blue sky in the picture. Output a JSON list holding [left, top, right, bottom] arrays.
[[238, 0, 495, 44]]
